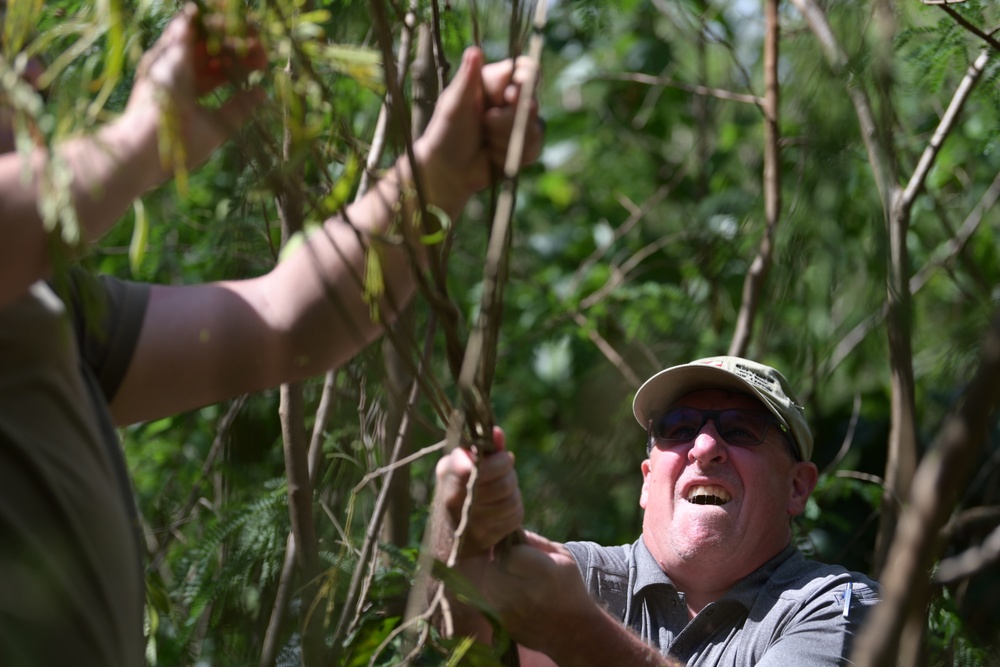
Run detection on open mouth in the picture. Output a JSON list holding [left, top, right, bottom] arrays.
[[686, 485, 731, 506]]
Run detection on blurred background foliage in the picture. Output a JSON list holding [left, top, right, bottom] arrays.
[[9, 0, 1000, 664]]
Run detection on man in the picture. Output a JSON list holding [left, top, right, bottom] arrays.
[[435, 356, 880, 666], [0, 5, 542, 665]]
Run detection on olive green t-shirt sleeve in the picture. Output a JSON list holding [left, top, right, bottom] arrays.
[[65, 268, 150, 402]]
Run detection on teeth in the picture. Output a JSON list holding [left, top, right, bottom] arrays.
[[687, 485, 731, 505]]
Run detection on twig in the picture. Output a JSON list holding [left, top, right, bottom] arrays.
[[596, 72, 763, 106], [823, 167, 1000, 378], [566, 177, 681, 296], [852, 313, 1000, 667], [336, 316, 438, 643], [454, 0, 548, 453], [728, 0, 780, 358], [821, 393, 862, 475], [150, 395, 247, 573], [571, 312, 642, 387], [940, 5, 1000, 52], [899, 48, 991, 212], [353, 439, 448, 492]]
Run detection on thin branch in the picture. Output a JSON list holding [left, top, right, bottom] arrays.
[[729, 0, 780, 357], [454, 0, 548, 453], [823, 167, 1000, 377], [353, 439, 448, 492], [940, 5, 1000, 52], [571, 311, 642, 387], [852, 313, 1000, 667], [900, 48, 991, 211], [935, 522, 1000, 583], [821, 393, 862, 475], [596, 72, 763, 107], [578, 233, 685, 311], [335, 316, 438, 644], [149, 395, 247, 573], [566, 173, 683, 296], [788, 0, 894, 210]]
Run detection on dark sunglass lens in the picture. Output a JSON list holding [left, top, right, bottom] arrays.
[[653, 408, 702, 442], [717, 410, 772, 445]]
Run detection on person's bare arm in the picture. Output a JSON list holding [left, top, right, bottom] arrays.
[[110, 48, 542, 424], [0, 5, 262, 309], [433, 441, 677, 667], [487, 533, 680, 667]]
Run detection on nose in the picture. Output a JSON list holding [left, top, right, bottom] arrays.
[[688, 421, 728, 465]]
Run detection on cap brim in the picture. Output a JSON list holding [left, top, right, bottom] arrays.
[[632, 364, 791, 434]]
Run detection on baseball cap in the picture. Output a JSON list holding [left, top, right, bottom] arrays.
[[632, 356, 813, 461]]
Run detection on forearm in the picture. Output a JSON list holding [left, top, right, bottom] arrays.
[[112, 152, 469, 424], [0, 107, 164, 308], [259, 155, 440, 375], [538, 606, 676, 667]]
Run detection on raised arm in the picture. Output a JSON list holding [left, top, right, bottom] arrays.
[[110, 46, 543, 424], [0, 4, 263, 309]]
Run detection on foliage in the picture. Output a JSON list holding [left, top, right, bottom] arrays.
[[10, 0, 1000, 663]]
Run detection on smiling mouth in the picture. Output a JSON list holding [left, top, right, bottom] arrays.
[[686, 485, 732, 506]]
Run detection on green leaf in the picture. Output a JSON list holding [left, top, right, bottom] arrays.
[[128, 198, 149, 275]]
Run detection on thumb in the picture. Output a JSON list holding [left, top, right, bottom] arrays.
[[438, 47, 484, 116], [492, 425, 506, 452], [521, 530, 564, 555]]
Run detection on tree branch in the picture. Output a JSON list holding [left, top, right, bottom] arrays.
[[852, 313, 1000, 666], [729, 0, 780, 357], [597, 72, 763, 107], [899, 48, 991, 211]]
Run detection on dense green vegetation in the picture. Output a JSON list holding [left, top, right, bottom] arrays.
[[7, 0, 1000, 664]]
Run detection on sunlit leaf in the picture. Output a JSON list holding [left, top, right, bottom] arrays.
[[129, 197, 149, 274]]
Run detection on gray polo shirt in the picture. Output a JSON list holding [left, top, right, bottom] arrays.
[[565, 538, 880, 666]]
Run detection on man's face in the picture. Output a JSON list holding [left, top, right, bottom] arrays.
[[639, 388, 818, 589]]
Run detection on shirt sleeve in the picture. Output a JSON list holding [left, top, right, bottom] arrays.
[[65, 269, 150, 403], [754, 578, 880, 666]]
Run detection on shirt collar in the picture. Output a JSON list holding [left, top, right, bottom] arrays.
[[632, 538, 797, 610]]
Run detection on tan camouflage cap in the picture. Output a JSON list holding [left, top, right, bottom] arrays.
[[633, 356, 814, 461]]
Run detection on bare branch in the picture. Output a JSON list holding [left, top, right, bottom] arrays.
[[571, 311, 642, 387], [455, 0, 548, 454], [788, 0, 894, 210], [596, 72, 763, 106], [821, 393, 862, 475], [824, 167, 1000, 377], [900, 48, 992, 211], [852, 313, 1000, 666], [729, 0, 780, 358], [338, 317, 437, 643], [940, 5, 1000, 51], [936, 517, 1000, 583]]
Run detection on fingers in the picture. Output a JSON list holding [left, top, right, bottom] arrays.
[[493, 425, 506, 451], [481, 56, 540, 109], [483, 105, 544, 168], [435, 444, 524, 553]]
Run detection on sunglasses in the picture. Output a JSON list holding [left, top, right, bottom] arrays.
[[647, 407, 793, 456]]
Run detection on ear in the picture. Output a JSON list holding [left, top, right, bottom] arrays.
[[639, 458, 652, 509], [787, 461, 818, 516]]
